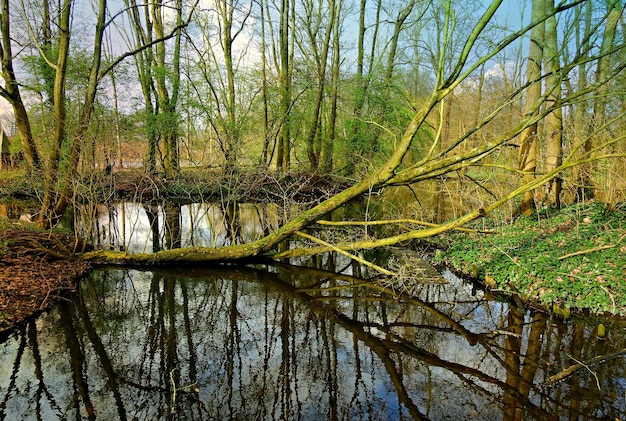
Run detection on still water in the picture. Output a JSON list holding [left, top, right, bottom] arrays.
[[2, 265, 626, 420], [1, 201, 626, 420]]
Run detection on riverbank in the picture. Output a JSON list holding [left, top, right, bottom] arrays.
[[0, 224, 91, 338], [428, 201, 626, 316]]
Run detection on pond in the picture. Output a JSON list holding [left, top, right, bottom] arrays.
[[1, 201, 626, 420]]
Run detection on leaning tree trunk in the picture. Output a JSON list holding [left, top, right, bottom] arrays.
[[0, 0, 41, 172], [79, 0, 614, 266]]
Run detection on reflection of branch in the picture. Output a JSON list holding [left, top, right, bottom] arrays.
[[257, 269, 555, 419], [545, 348, 626, 386], [0, 325, 27, 415]]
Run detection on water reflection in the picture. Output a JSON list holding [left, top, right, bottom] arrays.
[[78, 201, 289, 253], [1, 265, 625, 420]]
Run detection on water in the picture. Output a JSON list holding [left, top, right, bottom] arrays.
[[2, 201, 626, 420], [1, 264, 626, 420]]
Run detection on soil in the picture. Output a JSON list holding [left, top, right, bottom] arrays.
[[0, 228, 92, 339]]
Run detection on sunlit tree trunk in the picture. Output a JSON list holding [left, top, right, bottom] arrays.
[[276, 0, 293, 172], [303, 0, 336, 171], [580, 0, 621, 200], [260, 0, 271, 168], [0, 0, 40, 172], [152, 0, 182, 177], [320, 0, 342, 173], [570, 1, 591, 202], [518, 0, 544, 215], [543, 0, 562, 208]]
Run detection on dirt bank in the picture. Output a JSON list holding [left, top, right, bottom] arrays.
[[0, 227, 91, 338]]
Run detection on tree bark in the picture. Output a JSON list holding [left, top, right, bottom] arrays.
[[276, 0, 292, 172], [543, 0, 563, 208], [518, 0, 545, 215], [580, 0, 621, 200], [0, 0, 41, 172]]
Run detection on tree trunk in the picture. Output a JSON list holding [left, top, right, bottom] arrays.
[[259, 0, 272, 168], [37, 0, 72, 228], [518, 0, 545, 215], [543, 0, 562, 208], [125, 0, 158, 173], [304, 0, 336, 171], [276, 0, 292, 172], [580, 0, 621, 200], [0, 0, 41, 172], [152, 0, 182, 177], [320, 0, 342, 173], [39, 0, 109, 228]]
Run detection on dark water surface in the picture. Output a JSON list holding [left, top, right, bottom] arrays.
[[2, 201, 626, 420], [2, 264, 626, 420]]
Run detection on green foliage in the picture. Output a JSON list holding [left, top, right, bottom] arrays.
[[430, 202, 626, 315], [0, 170, 43, 199]]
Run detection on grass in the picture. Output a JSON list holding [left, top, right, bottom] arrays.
[[429, 201, 626, 315]]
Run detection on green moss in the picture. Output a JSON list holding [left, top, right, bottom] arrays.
[[429, 201, 626, 315]]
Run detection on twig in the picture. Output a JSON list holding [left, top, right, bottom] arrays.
[[566, 354, 601, 391], [558, 244, 617, 260], [599, 285, 616, 313], [558, 232, 626, 260], [295, 231, 396, 276]]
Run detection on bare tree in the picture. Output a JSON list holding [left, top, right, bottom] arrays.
[[543, 0, 563, 208], [518, 0, 545, 215], [80, 0, 626, 266], [0, 0, 40, 172]]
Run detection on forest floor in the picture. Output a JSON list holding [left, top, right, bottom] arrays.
[[428, 200, 626, 316], [0, 226, 91, 339]]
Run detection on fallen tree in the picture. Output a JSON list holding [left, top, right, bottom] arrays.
[[79, 0, 624, 267]]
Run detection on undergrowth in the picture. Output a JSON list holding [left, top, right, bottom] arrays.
[[429, 201, 626, 315]]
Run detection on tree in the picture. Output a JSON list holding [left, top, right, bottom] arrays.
[[125, 0, 197, 176], [579, 0, 621, 200], [543, 0, 563, 208], [80, 0, 626, 266], [0, 0, 40, 172], [319, 0, 342, 172], [187, 0, 253, 169], [518, 0, 545, 215], [276, 0, 294, 172], [36, 0, 74, 228], [300, 0, 337, 171], [125, 0, 159, 173], [153, 0, 183, 177], [2, 0, 620, 266], [17, 0, 196, 227]]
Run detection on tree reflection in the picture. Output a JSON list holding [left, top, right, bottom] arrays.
[[1, 265, 626, 420]]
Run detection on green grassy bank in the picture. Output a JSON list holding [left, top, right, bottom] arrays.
[[429, 201, 626, 316]]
